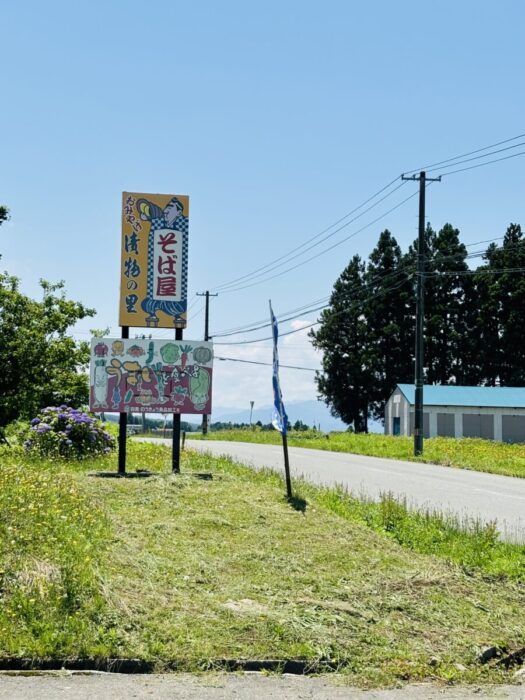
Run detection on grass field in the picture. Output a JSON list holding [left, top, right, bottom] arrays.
[[187, 429, 525, 479], [1, 441, 524, 686]]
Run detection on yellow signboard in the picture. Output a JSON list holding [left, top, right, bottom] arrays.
[[119, 192, 189, 329]]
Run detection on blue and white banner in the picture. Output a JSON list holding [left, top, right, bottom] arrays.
[[270, 301, 288, 435]]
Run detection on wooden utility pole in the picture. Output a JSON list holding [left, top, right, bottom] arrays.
[[401, 171, 441, 456], [197, 290, 218, 435]]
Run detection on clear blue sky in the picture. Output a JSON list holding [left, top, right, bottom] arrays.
[[2, 0, 525, 410]]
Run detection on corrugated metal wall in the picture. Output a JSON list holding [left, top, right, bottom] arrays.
[[462, 414, 494, 440], [502, 415, 525, 443], [437, 413, 455, 437]]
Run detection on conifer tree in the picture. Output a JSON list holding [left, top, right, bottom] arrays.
[[364, 230, 413, 419], [310, 255, 371, 431]]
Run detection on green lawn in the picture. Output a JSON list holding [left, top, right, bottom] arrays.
[[187, 429, 525, 479], [1, 441, 524, 687]]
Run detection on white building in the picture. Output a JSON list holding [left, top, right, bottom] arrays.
[[384, 384, 525, 443]]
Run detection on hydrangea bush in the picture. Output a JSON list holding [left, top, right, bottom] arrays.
[[24, 406, 115, 459]]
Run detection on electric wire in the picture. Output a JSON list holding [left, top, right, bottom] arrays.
[[217, 186, 421, 296], [402, 132, 525, 176], [209, 176, 403, 292], [209, 234, 508, 338], [423, 141, 525, 175], [438, 149, 525, 177], [213, 274, 414, 346], [211, 237, 524, 342], [215, 356, 317, 371], [208, 132, 525, 296], [212, 181, 408, 293]]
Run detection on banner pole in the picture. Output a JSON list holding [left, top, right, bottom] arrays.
[[282, 431, 292, 499]]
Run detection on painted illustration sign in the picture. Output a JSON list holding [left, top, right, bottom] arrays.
[[89, 338, 212, 414], [119, 192, 189, 329]]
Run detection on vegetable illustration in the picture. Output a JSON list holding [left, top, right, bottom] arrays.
[[193, 346, 212, 364], [180, 345, 193, 370], [172, 385, 188, 405], [146, 341, 155, 364], [160, 343, 180, 364], [94, 342, 108, 357], [111, 340, 124, 356], [189, 366, 210, 409], [93, 359, 108, 407], [128, 344, 145, 357]]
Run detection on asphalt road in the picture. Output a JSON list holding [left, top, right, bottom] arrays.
[[177, 439, 525, 543], [0, 673, 522, 699]]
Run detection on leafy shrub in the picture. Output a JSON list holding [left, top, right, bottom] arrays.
[[24, 406, 115, 459]]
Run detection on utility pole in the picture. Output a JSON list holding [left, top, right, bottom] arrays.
[[401, 171, 441, 456], [196, 290, 218, 435]]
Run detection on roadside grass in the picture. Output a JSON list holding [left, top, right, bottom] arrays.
[[187, 429, 525, 479], [0, 447, 110, 657], [1, 440, 524, 687]]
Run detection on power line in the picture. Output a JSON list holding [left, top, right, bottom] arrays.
[[215, 356, 318, 371], [425, 141, 525, 175], [439, 149, 525, 177], [208, 131, 525, 296], [213, 273, 413, 345], [209, 176, 403, 292], [212, 181, 408, 293], [402, 132, 525, 175], [209, 234, 508, 339], [217, 187, 421, 295]]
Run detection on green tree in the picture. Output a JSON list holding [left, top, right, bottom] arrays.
[[474, 224, 525, 385], [425, 224, 472, 384], [311, 255, 371, 431], [0, 275, 95, 427], [364, 230, 414, 419]]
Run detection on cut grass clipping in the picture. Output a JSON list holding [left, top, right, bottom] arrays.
[[188, 429, 525, 479], [0, 441, 524, 687]]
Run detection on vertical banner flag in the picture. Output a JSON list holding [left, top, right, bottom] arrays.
[[270, 301, 288, 434], [119, 192, 189, 329]]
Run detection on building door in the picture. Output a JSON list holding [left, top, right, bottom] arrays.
[[393, 417, 401, 435]]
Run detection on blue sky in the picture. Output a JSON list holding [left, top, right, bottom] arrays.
[[1, 1, 525, 411]]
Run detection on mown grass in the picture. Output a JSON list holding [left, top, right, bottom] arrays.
[[188, 429, 525, 479], [1, 441, 524, 687], [0, 447, 110, 656]]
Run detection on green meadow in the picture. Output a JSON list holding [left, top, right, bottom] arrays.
[[1, 440, 524, 686]]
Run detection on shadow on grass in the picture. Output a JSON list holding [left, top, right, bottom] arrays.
[[287, 495, 307, 513], [88, 470, 155, 479]]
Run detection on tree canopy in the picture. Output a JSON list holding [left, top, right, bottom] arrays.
[[311, 223, 525, 431], [0, 275, 95, 427]]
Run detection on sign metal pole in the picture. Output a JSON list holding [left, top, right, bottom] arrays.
[[118, 325, 130, 474]]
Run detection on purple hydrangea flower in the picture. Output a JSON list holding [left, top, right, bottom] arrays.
[[31, 418, 40, 426]]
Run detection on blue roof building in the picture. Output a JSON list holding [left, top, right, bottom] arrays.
[[385, 384, 525, 443]]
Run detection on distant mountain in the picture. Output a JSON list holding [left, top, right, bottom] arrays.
[[104, 399, 383, 433], [211, 399, 347, 432]]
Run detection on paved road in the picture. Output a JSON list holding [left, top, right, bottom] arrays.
[[177, 439, 525, 543], [0, 673, 522, 699]]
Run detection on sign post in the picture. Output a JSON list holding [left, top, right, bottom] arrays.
[[92, 192, 201, 474]]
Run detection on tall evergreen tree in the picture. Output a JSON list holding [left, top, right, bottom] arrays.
[[426, 223, 471, 384], [364, 230, 413, 419], [310, 255, 371, 431], [475, 223, 525, 385], [404, 223, 472, 385]]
